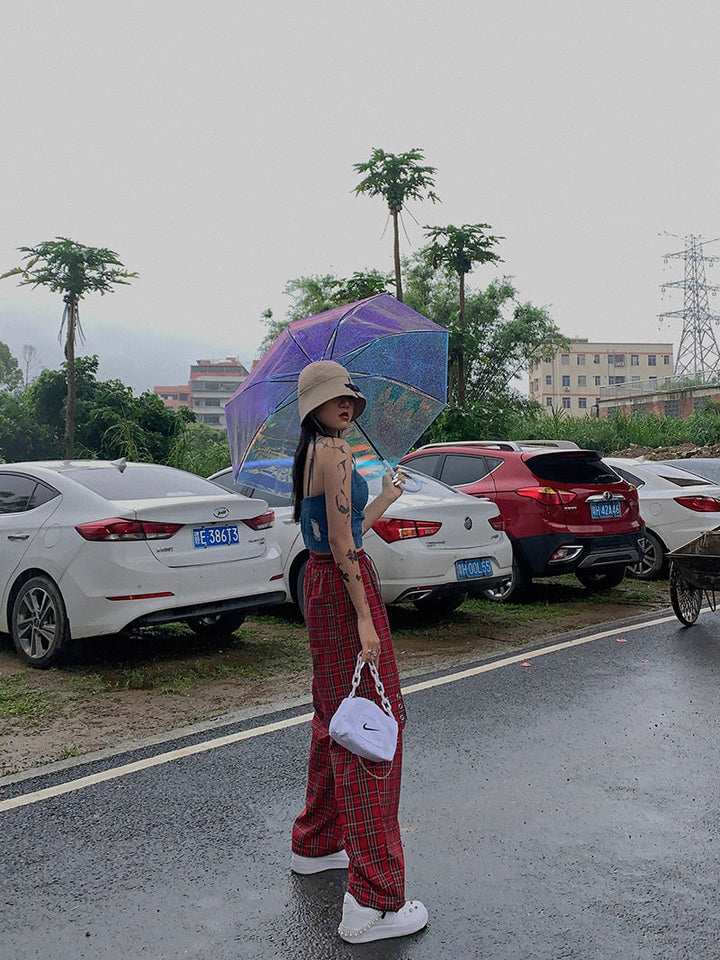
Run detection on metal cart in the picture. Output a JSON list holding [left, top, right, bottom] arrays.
[[668, 529, 720, 625]]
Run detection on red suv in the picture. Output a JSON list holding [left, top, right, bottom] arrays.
[[400, 441, 644, 601]]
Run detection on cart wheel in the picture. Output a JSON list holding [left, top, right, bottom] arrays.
[[669, 564, 702, 626]]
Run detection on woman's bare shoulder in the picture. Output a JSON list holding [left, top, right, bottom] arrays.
[[314, 436, 351, 461]]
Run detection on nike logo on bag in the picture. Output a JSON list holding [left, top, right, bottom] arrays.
[[362, 723, 379, 731]]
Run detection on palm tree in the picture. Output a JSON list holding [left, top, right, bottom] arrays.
[[353, 148, 439, 302], [2, 238, 137, 457], [420, 223, 502, 405]]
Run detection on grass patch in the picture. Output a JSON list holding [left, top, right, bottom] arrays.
[[94, 621, 312, 694], [0, 675, 51, 724]]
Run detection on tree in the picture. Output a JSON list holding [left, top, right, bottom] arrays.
[[0, 341, 22, 393], [403, 256, 568, 437], [21, 344, 38, 388], [353, 147, 439, 303], [16, 355, 191, 463], [419, 224, 503, 405], [258, 270, 393, 356], [1, 238, 137, 457]]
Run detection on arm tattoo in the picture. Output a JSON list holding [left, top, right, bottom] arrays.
[[345, 548, 358, 563], [333, 455, 351, 516], [334, 491, 350, 516]]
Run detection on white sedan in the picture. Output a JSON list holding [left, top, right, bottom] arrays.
[[210, 466, 513, 617], [604, 457, 720, 579], [0, 460, 286, 667]]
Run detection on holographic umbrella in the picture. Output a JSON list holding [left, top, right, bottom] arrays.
[[224, 293, 448, 496]]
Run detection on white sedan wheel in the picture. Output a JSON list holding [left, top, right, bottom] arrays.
[[11, 576, 69, 668]]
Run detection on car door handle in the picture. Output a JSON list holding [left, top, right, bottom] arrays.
[[7, 534, 30, 541]]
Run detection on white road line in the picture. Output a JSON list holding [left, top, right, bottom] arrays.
[[0, 612, 678, 813]]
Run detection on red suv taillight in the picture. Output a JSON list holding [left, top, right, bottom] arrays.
[[516, 486, 576, 505], [371, 518, 442, 543], [242, 509, 275, 530], [75, 518, 182, 541], [674, 495, 720, 513]]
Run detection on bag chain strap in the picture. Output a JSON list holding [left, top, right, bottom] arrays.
[[349, 652, 395, 719]]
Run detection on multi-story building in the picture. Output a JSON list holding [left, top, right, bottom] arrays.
[[528, 339, 675, 416], [153, 385, 192, 412], [189, 358, 248, 428], [154, 357, 249, 429]]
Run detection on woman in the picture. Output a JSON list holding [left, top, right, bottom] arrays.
[[289, 359, 428, 944]]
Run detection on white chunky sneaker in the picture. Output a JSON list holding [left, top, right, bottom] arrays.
[[290, 849, 349, 874], [337, 891, 428, 943]]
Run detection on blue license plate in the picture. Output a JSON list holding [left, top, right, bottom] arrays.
[[590, 501, 622, 520], [192, 524, 240, 548], [456, 557, 493, 580]]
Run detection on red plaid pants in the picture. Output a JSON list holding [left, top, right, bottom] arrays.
[[292, 551, 407, 911]]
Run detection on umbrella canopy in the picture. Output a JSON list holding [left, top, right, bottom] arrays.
[[225, 293, 448, 496]]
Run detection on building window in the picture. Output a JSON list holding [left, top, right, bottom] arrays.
[[561, 354, 570, 365], [608, 354, 625, 366], [594, 376, 601, 386], [578, 397, 587, 409], [577, 354, 586, 365], [546, 397, 553, 406], [631, 355, 639, 365], [648, 355, 657, 366], [632, 376, 640, 383], [663, 355, 671, 365], [562, 397, 571, 409], [649, 375, 657, 383], [593, 354, 601, 364], [578, 375, 587, 387], [545, 375, 552, 385], [562, 375, 571, 387], [609, 376, 625, 385]]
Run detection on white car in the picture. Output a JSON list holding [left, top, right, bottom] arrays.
[[604, 457, 720, 579], [210, 466, 513, 617], [0, 460, 286, 667]]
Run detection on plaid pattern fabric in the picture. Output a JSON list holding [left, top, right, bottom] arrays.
[[292, 550, 407, 911]]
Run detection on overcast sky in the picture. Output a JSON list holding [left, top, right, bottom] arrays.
[[2, 0, 719, 393]]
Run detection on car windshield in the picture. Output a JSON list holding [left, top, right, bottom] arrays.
[[527, 452, 622, 485], [63, 465, 227, 499], [663, 460, 720, 484]]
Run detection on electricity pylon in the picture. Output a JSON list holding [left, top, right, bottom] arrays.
[[659, 233, 720, 379]]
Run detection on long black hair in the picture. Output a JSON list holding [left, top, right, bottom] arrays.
[[292, 416, 324, 523]]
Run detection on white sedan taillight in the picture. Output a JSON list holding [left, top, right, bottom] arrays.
[[372, 518, 442, 543], [242, 510, 275, 530], [75, 518, 183, 541], [674, 496, 720, 512]]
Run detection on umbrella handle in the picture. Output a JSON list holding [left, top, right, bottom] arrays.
[[383, 461, 423, 493]]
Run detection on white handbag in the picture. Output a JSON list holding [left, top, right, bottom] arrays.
[[329, 653, 398, 763]]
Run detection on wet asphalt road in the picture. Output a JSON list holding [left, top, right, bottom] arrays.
[[3, 609, 720, 960]]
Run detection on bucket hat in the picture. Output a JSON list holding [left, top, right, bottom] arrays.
[[297, 360, 366, 423]]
